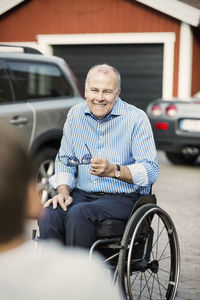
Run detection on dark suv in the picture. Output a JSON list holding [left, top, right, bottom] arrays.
[[0, 47, 83, 203]]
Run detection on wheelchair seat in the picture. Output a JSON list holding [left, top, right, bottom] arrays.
[[95, 194, 157, 238]]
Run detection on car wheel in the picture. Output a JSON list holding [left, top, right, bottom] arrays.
[[34, 147, 57, 204], [165, 151, 198, 165]]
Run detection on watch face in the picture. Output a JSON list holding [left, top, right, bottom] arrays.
[[115, 170, 120, 178], [115, 164, 120, 178]]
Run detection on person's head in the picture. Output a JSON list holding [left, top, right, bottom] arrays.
[[0, 123, 41, 244], [85, 64, 121, 120]]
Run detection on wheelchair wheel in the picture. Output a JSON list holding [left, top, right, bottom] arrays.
[[118, 204, 180, 300]]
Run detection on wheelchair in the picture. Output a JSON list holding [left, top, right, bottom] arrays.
[[89, 193, 180, 300]]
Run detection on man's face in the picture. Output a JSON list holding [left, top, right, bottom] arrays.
[[85, 68, 120, 120]]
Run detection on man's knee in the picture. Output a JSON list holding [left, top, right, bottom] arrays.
[[66, 202, 92, 220], [38, 206, 64, 228], [38, 206, 66, 242]]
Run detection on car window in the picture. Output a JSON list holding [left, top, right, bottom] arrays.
[[0, 64, 13, 103], [7, 61, 73, 101]]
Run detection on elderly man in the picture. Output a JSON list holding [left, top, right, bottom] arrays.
[[39, 64, 159, 248]]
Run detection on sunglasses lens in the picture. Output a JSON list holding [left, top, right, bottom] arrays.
[[81, 154, 91, 165], [67, 156, 80, 166]]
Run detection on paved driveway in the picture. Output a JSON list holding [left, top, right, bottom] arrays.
[[154, 151, 200, 300]]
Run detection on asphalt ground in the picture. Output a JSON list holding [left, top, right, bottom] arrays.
[[154, 151, 200, 300]]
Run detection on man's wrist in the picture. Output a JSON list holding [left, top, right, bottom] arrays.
[[57, 184, 70, 196], [114, 164, 120, 178], [110, 164, 119, 178]]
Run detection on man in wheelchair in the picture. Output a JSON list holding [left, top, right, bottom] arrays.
[[39, 65, 181, 299], [39, 63, 159, 249]]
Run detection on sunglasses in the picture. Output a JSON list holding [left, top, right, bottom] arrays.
[[58, 144, 92, 166]]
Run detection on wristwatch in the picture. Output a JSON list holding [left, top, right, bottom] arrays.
[[115, 164, 120, 178]]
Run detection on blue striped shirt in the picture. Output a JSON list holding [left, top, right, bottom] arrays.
[[49, 98, 159, 195]]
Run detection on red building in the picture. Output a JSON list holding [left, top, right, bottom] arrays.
[[0, 0, 200, 109]]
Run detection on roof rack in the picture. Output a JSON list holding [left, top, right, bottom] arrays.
[[0, 44, 42, 54]]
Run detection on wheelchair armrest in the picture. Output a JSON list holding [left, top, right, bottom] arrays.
[[133, 194, 157, 212]]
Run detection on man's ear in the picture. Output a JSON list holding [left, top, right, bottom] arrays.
[[84, 86, 87, 99], [117, 88, 121, 97], [25, 180, 42, 219]]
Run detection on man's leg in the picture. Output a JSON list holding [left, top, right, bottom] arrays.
[[64, 192, 140, 248], [38, 188, 89, 244]]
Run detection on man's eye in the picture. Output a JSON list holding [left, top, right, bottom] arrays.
[[104, 91, 112, 94]]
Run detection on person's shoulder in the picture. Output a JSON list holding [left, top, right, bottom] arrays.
[[68, 100, 87, 117], [38, 241, 123, 298], [120, 99, 147, 119], [38, 240, 100, 267], [0, 240, 123, 300]]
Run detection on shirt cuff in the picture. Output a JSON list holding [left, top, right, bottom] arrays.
[[49, 172, 75, 190], [127, 163, 148, 186]]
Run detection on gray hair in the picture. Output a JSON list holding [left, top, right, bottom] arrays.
[[85, 64, 121, 90]]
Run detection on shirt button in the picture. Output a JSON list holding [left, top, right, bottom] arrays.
[[94, 181, 97, 184], [100, 136, 103, 139], [98, 152, 101, 156]]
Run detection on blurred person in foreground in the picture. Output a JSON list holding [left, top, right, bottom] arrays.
[[39, 64, 159, 248], [0, 123, 124, 300]]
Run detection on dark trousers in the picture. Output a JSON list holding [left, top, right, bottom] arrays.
[[38, 188, 140, 248]]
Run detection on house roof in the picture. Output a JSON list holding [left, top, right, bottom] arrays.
[[179, 0, 200, 10], [0, 0, 200, 27], [0, 0, 26, 16], [135, 0, 200, 27]]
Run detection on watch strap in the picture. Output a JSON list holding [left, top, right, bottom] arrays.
[[116, 164, 120, 171]]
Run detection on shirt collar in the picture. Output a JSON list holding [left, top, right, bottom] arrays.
[[84, 98, 123, 120]]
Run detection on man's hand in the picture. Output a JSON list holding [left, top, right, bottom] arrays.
[[43, 184, 72, 211], [43, 193, 73, 211], [90, 157, 133, 183], [90, 157, 115, 177]]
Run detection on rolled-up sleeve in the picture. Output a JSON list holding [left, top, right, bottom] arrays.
[[128, 111, 159, 187], [49, 110, 77, 190], [127, 163, 148, 186], [49, 172, 76, 189]]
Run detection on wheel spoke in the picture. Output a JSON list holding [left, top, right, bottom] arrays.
[[130, 270, 140, 288], [158, 240, 170, 261], [156, 215, 160, 260], [152, 225, 165, 251], [156, 272, 164, 299], [150, 273, 155, 299], [158, 266, 170, 275], [146, 269, 168, 292], [136, 270, 154, 299], [144, 271, 153, 299]]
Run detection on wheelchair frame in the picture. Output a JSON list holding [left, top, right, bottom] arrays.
[[89, 194, 180, 300]]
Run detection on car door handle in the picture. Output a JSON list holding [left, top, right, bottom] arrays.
[[10, 116, 28, 125]]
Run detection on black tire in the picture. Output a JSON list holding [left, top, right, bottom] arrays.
[[165, 151, 198, 165], [34, 147, 57, 204], [118, 204, 180, 300]]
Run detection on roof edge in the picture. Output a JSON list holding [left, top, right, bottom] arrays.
[[0, 0, 26, 16], [135, 0, 200, 27]]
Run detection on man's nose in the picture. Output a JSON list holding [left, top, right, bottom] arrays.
[[96, 92, 104, 101]]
